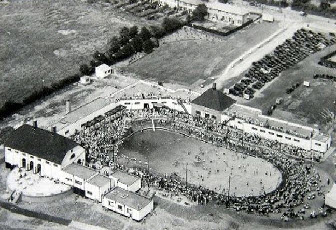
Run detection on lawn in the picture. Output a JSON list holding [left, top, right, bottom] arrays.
[[118, 129, 282, 197], [0, 0, 148, 108], [243, 44, 336, 128], [125, 21, 280, 86]]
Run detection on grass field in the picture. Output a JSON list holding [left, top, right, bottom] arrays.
[[125, 21, 280, 86], [0, 0, 150, 108], [118, 129, 282, 197], [243, 44, 336, 128]]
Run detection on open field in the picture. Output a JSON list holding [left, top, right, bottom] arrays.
[[242, 44, 336, 128], [0, 0, 150, 108], [125, 21, 280, 86], [118, 129, 282, 197]]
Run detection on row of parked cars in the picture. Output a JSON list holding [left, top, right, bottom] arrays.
[[229, 28, 336, 100]]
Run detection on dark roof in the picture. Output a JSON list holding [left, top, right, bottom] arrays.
[[192, 88, 236, 111], [5, 124, 79, 164]]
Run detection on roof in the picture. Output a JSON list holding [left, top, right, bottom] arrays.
[[192, 88, 236, 111], [180, 0, 203, 6], [4, 124, 79, 164], [110, 171, 140, 186], [313, 133, 329, 142], [87, 174, 112, 187], [63, 164, 97, 180], [95, 64, 111, 72], [207, 2, 249, 15], [104, 187, 152, 211], [59, 98, 111, 125]]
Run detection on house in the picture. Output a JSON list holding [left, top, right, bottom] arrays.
[[80, 76, 91, 85], [62, 163, 98, 196], [102, 187, 153, 221], [110, 171, 141, 192], [4, 123, 86, 180], [158, 0, 250, 25], [85, 174, 114, 202], [95, 64, 112, 79], [191, 83, 236, 122]]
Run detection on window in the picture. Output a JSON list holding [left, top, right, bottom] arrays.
[[70, 153, 76, 159], [315, 143, 321, 146], [294, 139, 300, 142], [109, 201, 115, 206], [66, 178, 72, 181], [124, 102, 131, 105], [285, 137, 291, 140], [134, 102, 140, 105], [260, 129, 265, 133], [22, 153, 26, 156], [30, 156, 34, 159], [276, 134, 283, 138], [38, 159, 41, 161], [269, 132, 274, 135], [75, 180, 82, 185], [205, 113, 210, 118], [65, 130, 69, 135], [46, 161, 50, 164], [212, 115, 216, 119], [252, 127, 258, 131], [87, 191, 92, 195], [7, 148, 11, 151], [118, 205, 123, 210], [196, 111, 201, 115]]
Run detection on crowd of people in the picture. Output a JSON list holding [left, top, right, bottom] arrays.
[[71, 105, 327, 219]]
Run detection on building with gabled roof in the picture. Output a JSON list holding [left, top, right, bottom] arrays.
[[102, 187, 153, 221], [4, 123, 85, 179], [190, 83, 236, 122], [110, 171, 141, 192]]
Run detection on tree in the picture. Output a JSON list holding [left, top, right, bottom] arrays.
[[192, 4, 208, 21], [108, 36, 121, 53], [139, 27, 152, 41], [143, 40, 155, 54], [79, 64, 92, 76], [119, 27, 130, 45], [162, 17, 183, 34], [149, 25, 166, 39], [130, 37, 143, 52], [93, 51, 108, 63], [129, 26, 139, 38]]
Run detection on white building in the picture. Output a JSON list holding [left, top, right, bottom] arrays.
[[62, 163, 98, 196], [158, 0, 251, 26], [80, 76, 91, 85], [224, 104, 331, 153], [85, 174, 114, 202], [4, 124, 86, 180], [110, 171, 142, 192], [325, 184, 336, 209], [95, 64, 112, 79], [102, 187, 153, 221]]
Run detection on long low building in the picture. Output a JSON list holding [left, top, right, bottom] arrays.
[[102, 187, 153, 221], [158, 0, 251, 26]]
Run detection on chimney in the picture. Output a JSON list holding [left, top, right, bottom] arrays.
[[52, 126, 57, 133], [65, 100, 71, 114], [212, 83, 217, 90], [33, 120, 38, 128]]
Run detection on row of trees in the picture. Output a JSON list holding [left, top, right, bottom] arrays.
[[80, 17, 184, 76], [0, 17, 185, 120]]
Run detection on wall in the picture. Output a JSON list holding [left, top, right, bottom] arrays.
[[137, 200, 154, 221], [128, 179, 141, 192], [190, 104, 222, 122], [61, 146, 86, 168]]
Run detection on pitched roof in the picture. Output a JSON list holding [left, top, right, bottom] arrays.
[[88, 174, 112, 187], [63, 164, 97, 180], [111, 171, 140, 186], [192, 88, 236, 111], [104, 187, 152, 211], [4, 124, 79, 164]]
